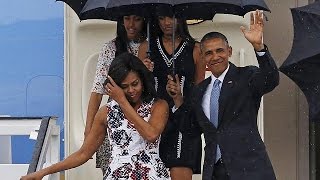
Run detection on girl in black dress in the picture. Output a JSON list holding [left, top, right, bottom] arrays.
[[138, 9, 206, 180]]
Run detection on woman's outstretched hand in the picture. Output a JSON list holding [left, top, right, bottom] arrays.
[[20, 171, 44, 180]]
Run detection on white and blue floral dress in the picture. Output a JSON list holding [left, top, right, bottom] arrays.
[[103, 99, 170, 180], [93, 39, 140, 171]]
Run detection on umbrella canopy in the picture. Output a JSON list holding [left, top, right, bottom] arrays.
[[58, 0, 270, 74], [57, 0, 171, 21], [56, 0, 87, 19], [174, 0, 270, 19], [58, 0, 270, 21], [279, 1, 320, 122]]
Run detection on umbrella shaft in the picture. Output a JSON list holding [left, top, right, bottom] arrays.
[[172, 14, 176, 75], [147, 20, 151, 57]]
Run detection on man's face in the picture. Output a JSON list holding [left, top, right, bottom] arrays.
[[201, 38, 232, 77]]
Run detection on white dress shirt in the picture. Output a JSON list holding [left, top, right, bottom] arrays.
[[202, 64, 230, 120], [201, 52, 265, 119], [173, 51, 265, 114]]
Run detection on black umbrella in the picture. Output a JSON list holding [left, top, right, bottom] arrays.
[[71, 0, 270, 21], [173, 0, 270, 20], [58, 0, 270, 73], [279, 4, 320, 178], [155, 0, 270, 74], [56, 0, 170, 21], [56, 0, 87, 20], [279, 1, 320, 123], [57, 0, 173, 58]]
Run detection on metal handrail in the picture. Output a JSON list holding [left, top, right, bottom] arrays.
[[27, 117, 51, 173], [0, 116, 60, 180]]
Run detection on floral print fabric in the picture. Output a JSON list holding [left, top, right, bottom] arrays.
[[91, 39, 140, 95], [93, 39, 140, 171], [103, 99, 170, 180]]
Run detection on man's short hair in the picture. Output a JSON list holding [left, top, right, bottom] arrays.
[[200, 32, 229, 50]]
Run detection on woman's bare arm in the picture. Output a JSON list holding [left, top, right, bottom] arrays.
[[119, 99, 169, 142], [138, 40, 148, 60], [84, 92, 103, 138], [106, 76, 169, 143], [138, 41, 154, 71], [21, 107, 108, 180]]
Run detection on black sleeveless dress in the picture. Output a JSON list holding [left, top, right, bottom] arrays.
[[150, 37, 202, 173]]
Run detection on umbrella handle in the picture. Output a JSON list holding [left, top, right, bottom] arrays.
[[169, 70, 177, 96], [172, 14, 176, 75]]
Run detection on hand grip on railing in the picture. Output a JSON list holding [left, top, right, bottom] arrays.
[[29, 130, 39, 140]]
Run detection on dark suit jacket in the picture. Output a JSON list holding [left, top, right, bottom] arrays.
[[174, 50, 279, 180]]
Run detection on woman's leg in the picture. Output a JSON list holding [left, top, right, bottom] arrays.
[[170, 167, 193, 180]]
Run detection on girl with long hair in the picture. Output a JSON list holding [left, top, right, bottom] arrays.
[[138, 8, 206, 180], [85, 14, 147, 174]]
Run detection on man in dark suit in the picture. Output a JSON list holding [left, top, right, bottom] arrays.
[[166, 11, 279, 180]]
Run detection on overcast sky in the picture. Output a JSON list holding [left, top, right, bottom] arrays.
[[0, 0, 63, 25]]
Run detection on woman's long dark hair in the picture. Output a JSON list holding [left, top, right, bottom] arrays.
[[115, 17, 147, 57], [107, 52, 157, 103]]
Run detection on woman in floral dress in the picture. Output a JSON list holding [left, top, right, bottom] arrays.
[[21, 53, 170, 180], [85, 14, 147, 174]]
